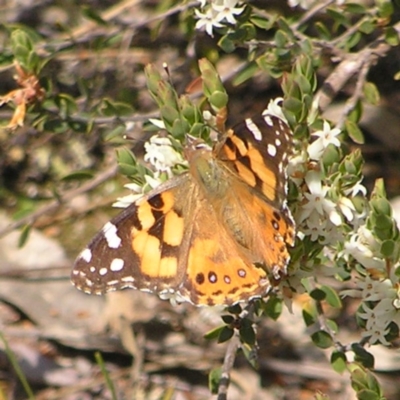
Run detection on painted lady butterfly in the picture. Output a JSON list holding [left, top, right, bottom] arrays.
[[71, 109, 295, 306]]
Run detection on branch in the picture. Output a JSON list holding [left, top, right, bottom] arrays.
[[217, 332, 240, 400], [314, 21, 400, 114]]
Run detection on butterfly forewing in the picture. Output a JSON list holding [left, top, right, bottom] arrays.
[[214, 113, 295, 276], [72, 175, 192, 296], [216, 113, 292, 209]]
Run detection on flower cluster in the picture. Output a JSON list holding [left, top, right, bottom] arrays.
[[339, 221, 400, 345], [290, 120, 365, 245], [113, 133, 184, 208], [342, 274, 400, 345], [194, 0, 245, 37], [292, 117, 400, 347]]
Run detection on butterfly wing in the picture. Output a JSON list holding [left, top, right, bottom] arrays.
[[72, 175, 191, 297], [213, 113, 295, 277], [71, 173, 269, 306]]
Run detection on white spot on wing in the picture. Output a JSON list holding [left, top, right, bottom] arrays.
[[263, 115, 273, 126], [103, 222, 122, 249], [110, 258, 124, 272], [121, 276, 135, 283], [80, 248, 92, 263], [245, 118, 262, 141], [267, 144, 277, 157], [99, 267, 108, 276], [275, 138, 281, 147]]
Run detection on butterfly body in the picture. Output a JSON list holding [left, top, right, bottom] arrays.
[[72, 111, 295, 306]]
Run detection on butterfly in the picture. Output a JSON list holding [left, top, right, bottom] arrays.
[[71, 108, 295, 306]]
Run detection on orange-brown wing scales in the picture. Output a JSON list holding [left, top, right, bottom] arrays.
[[246, 193, 295, 277], [213, 114, 295, 279], [217, 114, 292, 208], [180, 205, 270, 306]]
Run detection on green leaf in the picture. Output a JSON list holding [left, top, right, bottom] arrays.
[[104, 125, 127, 142], [363, 82, 380, 105], [81, 5, 108, 25], [209, 90, 229, 110], [343, 3, 367, 13], [100, 99, 134, 117], [385, 26, 400, 46], [18, 224, 31, 248], [239, 324, 256, 346], [218, 35, 235, 53], [352, 344, 375, 368], [204, 325, 225, 341], [381, 239, 395, 257], [221, 315, 234, 325], [321, 285, 342, 308], [231, 62, 258, 86], [43, 119, 69, 134], [263, 296, 283, 320], [116, 147, 138, 176], [302, 307, 317, 327], [331, 351, 347, 373], [241, 342, 258, 369], [226, 304, 242, 314], [61, 170, 94, 181], [377, 0, 393, 18], [68, 120, 88, 133], [309, 288, 326, 301], [218, 326, 234, 343], [311, 330, 333, 349], [274, 30, 288, 48], [208, 367, 222, 394], [314, 22, 331, 40], [358, 20, 376, 34], [326, 8, 348, 27], [345, 120, 364, 144], [250, 15, 272, 30], [349, 364, 383, 399]]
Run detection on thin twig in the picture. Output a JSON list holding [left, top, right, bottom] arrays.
[[217, 332, 241, 400], [313, 21, 400, 114], [336, 58, 371, 129], [0, 164, 118, 238], [293, 0, 335, 31]]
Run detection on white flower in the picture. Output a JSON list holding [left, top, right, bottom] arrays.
[[288, 0, 316, 9], [144, 135, 184, 176], [287, 150, 308, 187], [212, 0, 245, 25], [195, 7, 223, 36], [299, 171, 341, 226], [262, 97, 288, 123], [343, 180, 367, 197], [337, 197, 356, 222], [342, 227, 386, 271], [302, 212, 328, 241], [194, 0, 244, 36], [307, 121, 341, 160], [112, 176, 164, 208], [148, 118, 166, 129]]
